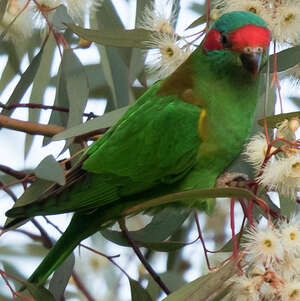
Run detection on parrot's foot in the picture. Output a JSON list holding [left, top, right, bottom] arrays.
[[215, 172, 249, 189]]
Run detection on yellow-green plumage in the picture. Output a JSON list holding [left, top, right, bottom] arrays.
[[5, 11, 270, 286]]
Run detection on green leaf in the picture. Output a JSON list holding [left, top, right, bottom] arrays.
[[101, 208, 190, 247], [4, 47, 44, 112], [35, 155, 65, 185], [279, 194, 296, 219], [185, 15, 206, 30], [129, 278, 153, 301], [266, 45, 300, 73], [123, 188, 257, 215], [45, 49, 89, 150], [0, 0, 8, 22], [2, 261, 26, 291], [53, 105, 129, 140], [49, 253, 75, 300], [4, 179, 54, 229], [62, 49, 89, 129], [161, 261, 238, 301], [140, 241, 189, 252], [52, 5, 74, 31], [67, 24, 155, 49], [257, 111, 300, 128], [27, 34, 56, 153], [24, 281, 55, 301], [147, 271, 186, 301]]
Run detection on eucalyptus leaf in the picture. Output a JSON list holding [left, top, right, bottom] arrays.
[[123, 188, 257, 215], [266, 45, 300, 73], [53, 105, 129, 140], [279, 194, 296, 219], [3, 46, 44, 112], [129, 278, 153, 301], [52, 5, 74, 31], [101, 208, 190, 247], [35, 155, 65, 185], [258, 111, 300, 128], [161, 260, 238, 301], [28, 34, 56, 152], [25, 281, 55, 301], [67, 24, 155, 49], [4, 179, 54, 229], [49, 253, 75, 301], [147, 271, 186, 301], [0, 0, 8, 22], [185, 15, 206, 30]]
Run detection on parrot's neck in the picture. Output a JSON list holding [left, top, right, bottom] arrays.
[[186, 48, 261, 188]]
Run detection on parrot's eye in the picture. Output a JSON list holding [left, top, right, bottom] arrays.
[[220, 32, 231, 48]]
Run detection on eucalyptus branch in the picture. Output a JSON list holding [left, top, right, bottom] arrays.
[[72, 271, 96, 301], [0, 164, 33, 180], [0, 115, 107, 141], [0, 102, 98, 119], [0, 115, 64, 137], [0, 180, 17, 202], [119, 218, 171, 295]]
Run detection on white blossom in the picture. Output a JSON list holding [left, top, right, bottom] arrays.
[[137, 1, 175, 34], [243, 225, 284, 266], [258, 155, 300, 198], [271, 4, 300, 44], [1, 0, 33, 42], [279, 281, 300, 301], [244, 133, 269, 171], [146, 33, 191, 79]]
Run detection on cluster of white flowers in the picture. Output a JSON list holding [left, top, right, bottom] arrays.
[[1, 0, 91, 41], [230, 218, 300, 301], [138, 1, 192, 79], [244, 118, 300, 199], [213, 0, 300, 44]]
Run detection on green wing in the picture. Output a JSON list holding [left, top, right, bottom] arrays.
[[6, 81, 202, 220], [83, 81, 201, 185]]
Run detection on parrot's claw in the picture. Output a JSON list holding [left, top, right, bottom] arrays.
[[215, 172, 249, 189]]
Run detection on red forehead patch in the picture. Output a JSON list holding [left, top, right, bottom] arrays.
[[228, 24, 271, 51], [202, 24, 271, 53], [202, 29, 222, 52]]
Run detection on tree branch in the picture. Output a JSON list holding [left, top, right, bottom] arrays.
[[0, 102, 98, 119], [119, 219, 171, 295], [0, 115, 64, 137], [0, 115, 109, 141]]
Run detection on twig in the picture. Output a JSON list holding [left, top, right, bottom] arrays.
[[0, 164, 33, 180], [0, 180, 17, 202], [230, 198, 238, 258], [0, 269, 35, 301], [194, 212, 211, 270], [0, 115, 64, 137], [0, 115, 108, 141], [119, 218, 171, 295], [72, 271, 96, 301], [30, 218, 53, 249], [0, 102, 98, 119]]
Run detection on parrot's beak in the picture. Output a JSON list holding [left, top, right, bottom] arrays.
[[240, 46, 264, 75]]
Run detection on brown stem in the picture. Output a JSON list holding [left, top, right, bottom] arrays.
[[30, 218, 53, 249], [0, 115, 107, 141], [72, 271, 96, 301], [0, 180, 17, 202], [0, 115, 64, 137], [119, 219, 171, 295], [0, 102, 98, 119], [0, 164, 33, 180]]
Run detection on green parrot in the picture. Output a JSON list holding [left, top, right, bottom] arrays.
[[5, 11, 271, 286]]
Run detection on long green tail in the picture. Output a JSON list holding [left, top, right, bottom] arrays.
[[28, 205, 118, 286]]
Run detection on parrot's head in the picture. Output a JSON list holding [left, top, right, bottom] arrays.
[[202, 11, 271, 75]]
